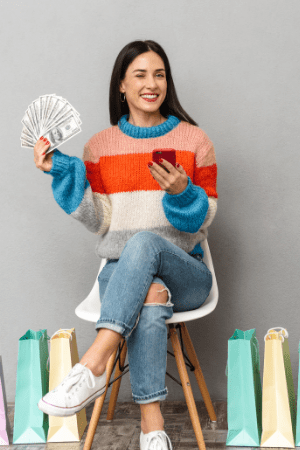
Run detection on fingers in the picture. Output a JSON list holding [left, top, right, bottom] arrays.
[[149, 159, 182, 179], [35, 137, 50, 151], [154, 158, 182, 172], [148, 159, 188, 195], [39, 136, 51, 153], [34, 136, 51, 170], [149, 162, 167, 185]]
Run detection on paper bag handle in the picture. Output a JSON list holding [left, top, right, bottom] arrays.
[[264, 327, 288, 342], [50, 328, 73, 341]]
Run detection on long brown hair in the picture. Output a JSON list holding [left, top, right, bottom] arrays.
[[109, 40, 198, 126]]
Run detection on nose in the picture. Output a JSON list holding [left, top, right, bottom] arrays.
[[145, 75, 158, 90]]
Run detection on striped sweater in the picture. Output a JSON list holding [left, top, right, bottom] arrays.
[[46, 114, 218, 259]]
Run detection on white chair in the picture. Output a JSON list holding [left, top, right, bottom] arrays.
[[75, 239, 218, 450]]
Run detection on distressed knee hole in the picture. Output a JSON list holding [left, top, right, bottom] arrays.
[[144, 283, 173, 306]]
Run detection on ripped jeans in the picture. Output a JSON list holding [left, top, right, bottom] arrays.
[[96, 231, 212, 404]]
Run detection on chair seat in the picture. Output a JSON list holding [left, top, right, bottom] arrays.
[[75, 239, 218, 325]]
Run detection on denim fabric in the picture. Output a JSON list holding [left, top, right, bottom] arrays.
[[96, 231, 212, 403]]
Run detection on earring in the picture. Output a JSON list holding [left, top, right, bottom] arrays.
[[120, 92, 126, 103]]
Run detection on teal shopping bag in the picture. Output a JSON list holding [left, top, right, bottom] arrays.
[[295, 341, 300, 446], [13, 329, 49, 444], [226, 329, 262, 447]]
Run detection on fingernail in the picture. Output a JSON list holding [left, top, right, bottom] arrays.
[[148, 162, 153, 167], [40, 136, 44, 140], [46, 141, 50, 145], [159, 158, 163, 163], [43, 138, 47, 142], [176, 163, 180, 168], [42, 152, 46, 155]]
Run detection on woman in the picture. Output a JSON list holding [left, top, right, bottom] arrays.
[[34, 40, 218, 450]]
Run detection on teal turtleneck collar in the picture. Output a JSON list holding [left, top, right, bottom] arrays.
[[118, 114, 180, 139]]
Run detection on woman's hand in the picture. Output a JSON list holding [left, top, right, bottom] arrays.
[[148, 158, 188, 195], [34, 136, 53, 172]]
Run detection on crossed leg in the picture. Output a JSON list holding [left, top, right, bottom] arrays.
[[140, 283, 168, 433], [80, 283, 169, 433]]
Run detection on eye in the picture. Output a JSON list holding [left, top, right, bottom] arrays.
[[156, 73, 165, 78]]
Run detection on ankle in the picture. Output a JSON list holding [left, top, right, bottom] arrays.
[[80, 360, 105, 378], [141, 419, 164, 434]]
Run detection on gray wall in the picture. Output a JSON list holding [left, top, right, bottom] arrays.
[[1, 0, 300, 404]]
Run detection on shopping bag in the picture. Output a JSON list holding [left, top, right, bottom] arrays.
[[226, 328, 262, 446], [13, 329, 49, 444], [295, 341, 300, 446], [0, 356, 11, 445], [261, 327, 296, 448], [47, 328, 87, 442]]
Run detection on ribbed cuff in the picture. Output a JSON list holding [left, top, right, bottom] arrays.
[[164, 176, 200, 206], [44, 150, 70, 177]]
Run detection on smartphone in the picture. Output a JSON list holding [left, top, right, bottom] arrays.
[[152, 149, 176, 173]]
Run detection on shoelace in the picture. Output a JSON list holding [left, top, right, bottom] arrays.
[[54, 363, 96, 394], [145, 431, 172, 450]]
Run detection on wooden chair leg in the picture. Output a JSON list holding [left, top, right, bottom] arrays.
[[180, 323, 217, 422], [169, 326, 206, 450], [106, 340, 127, 421], [83, 348, 118, 450]]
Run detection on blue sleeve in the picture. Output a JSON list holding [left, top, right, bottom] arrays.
[[162, 176, 209, 233], [44, 150, 90, 215]]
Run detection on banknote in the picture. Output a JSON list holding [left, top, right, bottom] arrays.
[[43, 115, 81, 153], [20, 94, 81, 152]]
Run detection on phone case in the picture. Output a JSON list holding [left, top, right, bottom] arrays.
[[152, 149, 176, 172]]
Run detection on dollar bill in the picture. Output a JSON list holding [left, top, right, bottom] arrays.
[[43, 114, 82, 154], [20, 93, 81, 152]]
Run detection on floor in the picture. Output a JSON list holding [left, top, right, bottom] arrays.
[[4, 400, 228, 450]]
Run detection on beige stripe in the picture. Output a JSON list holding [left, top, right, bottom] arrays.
[[108, 190, 169, 232], [201, 198, 218, 229], [94, 192, 112, 235]]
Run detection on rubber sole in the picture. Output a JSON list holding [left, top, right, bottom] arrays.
[[38, 386, 106, 417]]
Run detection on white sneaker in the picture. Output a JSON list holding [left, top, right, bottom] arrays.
[[140, 430, 173, 450], [38, 363, 106, 416]]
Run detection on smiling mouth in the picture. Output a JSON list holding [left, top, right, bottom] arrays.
[[141, 94, 159, 102]]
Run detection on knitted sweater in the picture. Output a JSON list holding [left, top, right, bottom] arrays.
[[46, 114, 218, 259]]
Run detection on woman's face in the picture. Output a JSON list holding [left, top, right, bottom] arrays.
[[119, 51, 167, 118]]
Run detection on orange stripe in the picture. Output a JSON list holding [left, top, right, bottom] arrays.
[[194, 164, 218, 198], [85, 152, 217, 197], [85, 161, 105, 193]]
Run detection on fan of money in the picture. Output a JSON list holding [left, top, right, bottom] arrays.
[[21, 94, 82, 154]]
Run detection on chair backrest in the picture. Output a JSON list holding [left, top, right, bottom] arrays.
[[75, 239, 218, 324]]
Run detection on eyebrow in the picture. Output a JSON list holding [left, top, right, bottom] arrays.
[[132, 68, 165, 73]]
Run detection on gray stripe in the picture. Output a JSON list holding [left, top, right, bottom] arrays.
[[70, 186, 107, 233], [94, 226, 207, 260]]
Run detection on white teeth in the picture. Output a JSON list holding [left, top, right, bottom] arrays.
[[141, 95, 158, 98]]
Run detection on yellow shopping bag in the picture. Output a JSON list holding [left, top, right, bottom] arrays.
[[47, 328, 87, 442], [261, 327, 296, 448]]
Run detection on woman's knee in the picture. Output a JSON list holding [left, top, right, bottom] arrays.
[[144, 283, 169, 304], [124, 231, 159, 253]]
